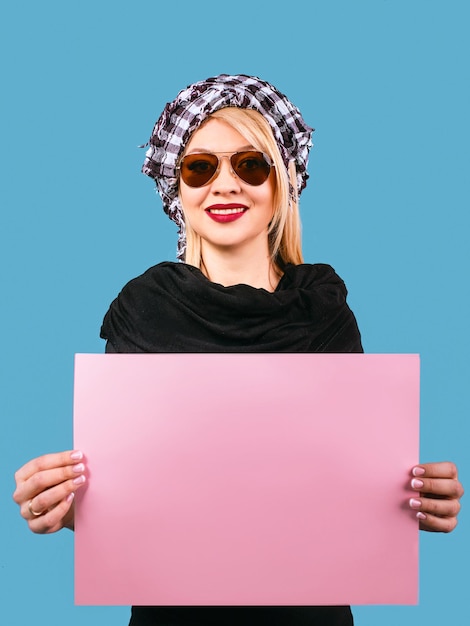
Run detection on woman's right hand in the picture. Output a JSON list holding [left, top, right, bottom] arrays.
[[13, 450, 86, 534]]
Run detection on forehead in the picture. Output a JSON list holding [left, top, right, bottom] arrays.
[[184, 118, 253, 154]]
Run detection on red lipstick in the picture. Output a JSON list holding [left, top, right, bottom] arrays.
[[205, 204, 248, 223]]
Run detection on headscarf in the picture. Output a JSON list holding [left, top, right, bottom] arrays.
[[141, 74, 314, 260]]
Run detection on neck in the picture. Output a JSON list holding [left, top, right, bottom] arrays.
[[199, 241, 281, 292]]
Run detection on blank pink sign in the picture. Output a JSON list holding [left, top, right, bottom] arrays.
[[73, 353, 419, 606]]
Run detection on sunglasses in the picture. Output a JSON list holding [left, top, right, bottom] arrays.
[[178, 151, 274, 188]]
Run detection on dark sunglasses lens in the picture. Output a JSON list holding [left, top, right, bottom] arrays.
[[231, 151, 271, 185], [180, 154, 219, 187]]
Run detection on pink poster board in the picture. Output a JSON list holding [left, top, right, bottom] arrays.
[[73, 353, 419, 606]]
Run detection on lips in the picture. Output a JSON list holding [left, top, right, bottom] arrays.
[[205, 204, 248, 223]]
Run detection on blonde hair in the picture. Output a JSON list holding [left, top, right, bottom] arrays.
[[181, 107, 304, 268]]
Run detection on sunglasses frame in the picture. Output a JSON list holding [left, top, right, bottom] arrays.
[[177, 150, 274, 188]]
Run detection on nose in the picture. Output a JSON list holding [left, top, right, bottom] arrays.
[[211, 155, 242, 193]]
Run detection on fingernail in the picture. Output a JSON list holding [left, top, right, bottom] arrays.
[[73, 475, 86, 485], [409, 498, 421, 509], [412, 467, 425, 477], [71, 450, 83, 461], [411, 478, 424, 489], [66, 492, 75, 503], [416, 512, 427, 520], [72, 463, 85, 473]]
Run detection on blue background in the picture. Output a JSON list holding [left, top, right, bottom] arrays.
[[1, 1, 468, 624]]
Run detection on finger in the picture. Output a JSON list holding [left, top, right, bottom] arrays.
[[409, 496, 461, 518], [13, 451, 85, 505], [21, 474, 86, 521], [28, 462, 85, 498], [416, 511, 459, 533], [410, 476, 463, 498], [412, 461, 459, 479], [27, 493, 76, 535], [15, 463, 86, 511], [14, 450, 84, 484]]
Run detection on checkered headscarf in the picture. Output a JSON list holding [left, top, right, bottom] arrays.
[[142, 74, 314, 260]]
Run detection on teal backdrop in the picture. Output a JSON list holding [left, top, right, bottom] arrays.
[[1, 1, 468, 624]]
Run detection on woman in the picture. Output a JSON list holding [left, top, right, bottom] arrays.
[[13, 75, 464, 625]]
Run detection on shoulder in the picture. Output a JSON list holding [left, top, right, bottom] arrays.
[[100, 261, 198, 351], [282, 263, 344, 281], [280, 263, 362, 353], [280, 263, 348, 297], [110, 261, 206, 307], [121, 261, 198, 292]]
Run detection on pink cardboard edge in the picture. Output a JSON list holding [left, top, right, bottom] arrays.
[[74, 353, 419, 606]]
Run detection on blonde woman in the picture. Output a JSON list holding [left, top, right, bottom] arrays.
[[14, 75, 463, 626]]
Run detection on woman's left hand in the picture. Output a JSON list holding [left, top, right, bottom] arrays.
[[409, 461, 464, 532]]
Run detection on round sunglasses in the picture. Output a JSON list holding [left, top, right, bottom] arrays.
[[178, 151, 274, 188]]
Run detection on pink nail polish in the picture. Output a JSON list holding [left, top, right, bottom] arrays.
[[66, 492, 75, 503], [412, 467, 425, 477], [73, 475, 86, 485], [409, 498, 421, 509], [71, 450, 83, 461], [72, 463, 85, 473], [411, 478, 424, 489], [416, 512, 427, 520]]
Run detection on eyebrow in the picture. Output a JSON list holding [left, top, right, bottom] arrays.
[[185, 144, 256, 155]]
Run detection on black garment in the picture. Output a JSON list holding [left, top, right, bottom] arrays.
[[101, 262, 362, 354], [128, 605, 355, 626], [101, 261, 362, 626]]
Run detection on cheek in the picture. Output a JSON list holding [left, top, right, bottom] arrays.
[[179, 185, 206, 214]]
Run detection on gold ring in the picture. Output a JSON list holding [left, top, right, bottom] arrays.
[[28, 500, 44, 517]]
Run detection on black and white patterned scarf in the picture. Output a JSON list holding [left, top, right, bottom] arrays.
[[141, 75, 314, 260]]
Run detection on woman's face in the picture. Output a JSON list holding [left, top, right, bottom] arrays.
[[179, 118, 275, 257]]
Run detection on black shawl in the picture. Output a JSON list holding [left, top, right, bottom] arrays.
[[101, 262, 363, 354]]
